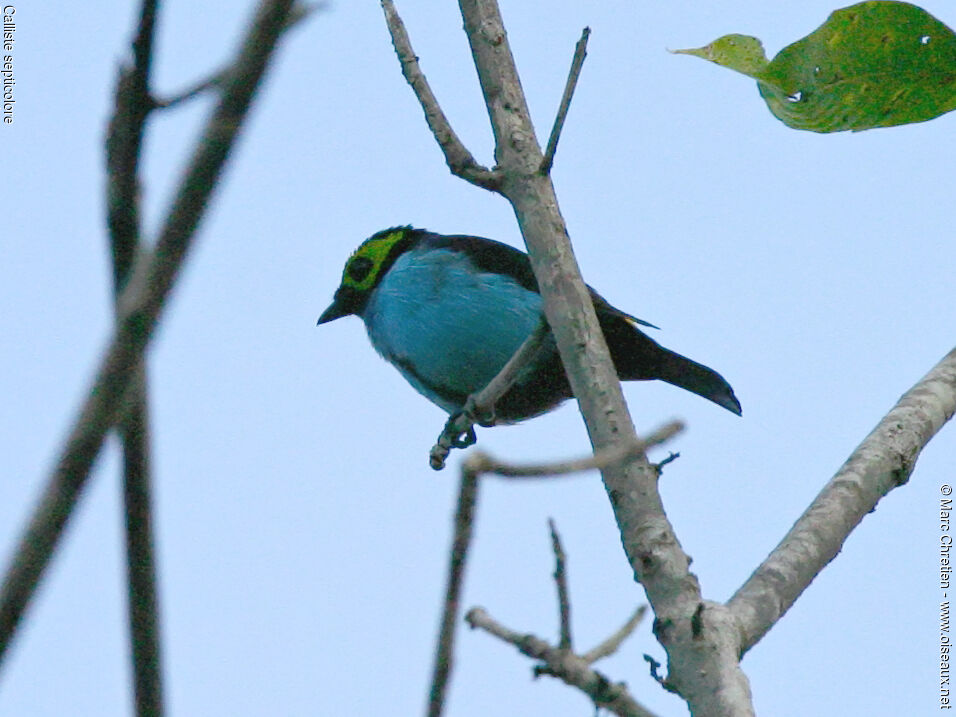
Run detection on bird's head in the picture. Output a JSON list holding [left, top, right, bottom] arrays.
[[318, 226, 419, 324]]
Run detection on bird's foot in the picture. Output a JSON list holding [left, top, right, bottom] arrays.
[[428, 397, 499, 470], [430, 411, 480, 470], [449, 421, 478, 448]]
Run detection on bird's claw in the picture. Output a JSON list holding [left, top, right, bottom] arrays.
[[450, 425, 477, 448]]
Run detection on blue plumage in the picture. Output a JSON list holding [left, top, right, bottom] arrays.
[[362, 245, 543, 413]]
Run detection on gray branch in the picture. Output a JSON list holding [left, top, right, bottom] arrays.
[[380, 0, 499, 190], [463, 421, 683, 479], [729, 345, 956, 653]]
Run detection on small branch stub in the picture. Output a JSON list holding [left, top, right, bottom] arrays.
[[541, 27, 591, 175], [548, 518, 573, 650]]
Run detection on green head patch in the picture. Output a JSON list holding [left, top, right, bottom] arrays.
[[340, 226, 415, 293]]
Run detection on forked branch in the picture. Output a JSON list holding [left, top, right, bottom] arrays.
[[463, 519, 652, 716]]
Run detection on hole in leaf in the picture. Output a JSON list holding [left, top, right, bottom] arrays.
[[813, 66, 821, 75], [921, 35, 931, 45], [786, 90, 803, 103]]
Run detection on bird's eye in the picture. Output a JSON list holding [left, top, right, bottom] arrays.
[[347, 256, 374, 283]]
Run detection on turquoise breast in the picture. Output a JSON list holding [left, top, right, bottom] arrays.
[[361, 245, 542, 413]]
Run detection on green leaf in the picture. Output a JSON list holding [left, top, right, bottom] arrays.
[[671, 34, 770, 78], [674, 1, 956, 133]]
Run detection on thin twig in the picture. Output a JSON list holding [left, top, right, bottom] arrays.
[[541, 27, 590, 175], [654, 452, 680, 472], [380, 0, 499, 190], [466, 607, 658, 717], [153, 72, 226, 109], [0, 0, 301, 669], [729, 345, 956, 655], [106, 3, 165, 713], [581, 605, 647, 664], [465, 419, 684, 479], [548, 519, 573, 650], [430, 319, 550, 469], [427, 462, 481, 717], [152, 2, 320, 109]]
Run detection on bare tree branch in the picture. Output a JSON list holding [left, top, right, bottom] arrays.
[[427, 462, 481, 717], [380, 0, 500, 190], [0, 0, 300, 669], [729, 345, 956, 654], [465, 607, 658, 717], [106, 2, 165, 712], [540, 27, 590, 175], [466, 515, 648, 712], [464, 420, 684, 479]]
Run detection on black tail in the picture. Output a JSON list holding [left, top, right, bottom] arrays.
[[601, 311, 742, 415], [644, 345, 742, 415]]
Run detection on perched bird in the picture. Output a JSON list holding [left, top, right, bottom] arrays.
[[318, 226, 741, 423]]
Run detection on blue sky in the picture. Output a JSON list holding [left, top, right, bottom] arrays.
[[2, 1, 955, 715]]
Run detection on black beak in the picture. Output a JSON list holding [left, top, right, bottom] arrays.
[[317, 299, 350, 325], [318, 285, 365, 325]]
